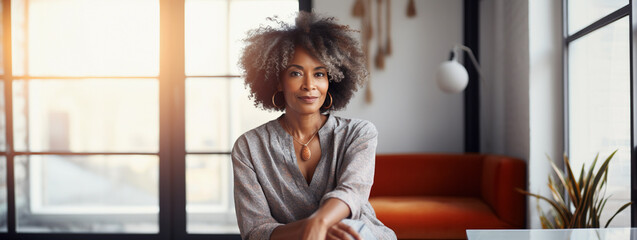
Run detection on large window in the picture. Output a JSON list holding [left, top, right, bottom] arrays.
[[183, 0, 296, 233], [0, 0, 305, 239], [565, 0, 633, 227]]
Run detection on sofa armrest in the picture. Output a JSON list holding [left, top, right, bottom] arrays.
[[481, 155, 527, 228]]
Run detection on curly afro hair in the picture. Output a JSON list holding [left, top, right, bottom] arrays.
[[239, 11, 368, 113]]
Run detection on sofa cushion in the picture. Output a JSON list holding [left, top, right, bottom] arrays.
[[370, 196, 516, 239], [371, 154, 485, 197]]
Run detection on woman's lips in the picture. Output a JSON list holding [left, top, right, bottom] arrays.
[[298, 96, 318, 103]]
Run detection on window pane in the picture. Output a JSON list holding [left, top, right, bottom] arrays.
[[13, 79, 159, 153], [185, 0, 298, 76], [14, 155, 158, 233], [11, 0, 159, 76], [185, 78, 277, 232], [567, 0, 628, 35], [186, 78, 230, 152], [186, 154, 237, 233], [186, 78, 279, 152], [185, 0, 228, 76], [568, 17, 630, 227], [229, 77, 280, 141], [0, 156, 6, 232]]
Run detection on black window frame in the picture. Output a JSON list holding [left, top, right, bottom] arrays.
[[0, 0, 311, 239], [562, 0, 636, 227]]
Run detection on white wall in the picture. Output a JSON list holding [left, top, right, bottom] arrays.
[[314, 0, 465, 154], [480, 0, 530, 162], [528, 0, 564, 229], [481, 0, 563, 228]]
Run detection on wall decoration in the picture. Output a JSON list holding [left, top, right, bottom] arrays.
[[352, 0, 415, 103]]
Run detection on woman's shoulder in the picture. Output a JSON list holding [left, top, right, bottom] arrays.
[[244, 118, 278, 137], [331, 115, 377, 136], [232, 117, 282, 152]]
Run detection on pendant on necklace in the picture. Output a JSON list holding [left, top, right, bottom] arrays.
[[301, 144, 311, 161]]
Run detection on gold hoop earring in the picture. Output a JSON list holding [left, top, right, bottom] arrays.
[[272, 91, 284, 109], [322, 92, 333, 110]]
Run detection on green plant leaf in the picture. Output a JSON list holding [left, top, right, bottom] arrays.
[[590, 204, 598, 228], [552, 208, 564, 228], [604, 202, 632, 228], [539, 214, 552, 229], [579, 154, 599, 207], [547, 177, 569, 216], [575, 150, 616, 228], [549, 155, 578, 210], [596, 196, 609, 221], [536, 197, 556, 229], [568, 155, 590, 227], [563, 154, 582, 207], [530, 151, 627, 229], [595, 181, 610, 222], [517, 188, 569, 225], [578, 164, 585, 190]]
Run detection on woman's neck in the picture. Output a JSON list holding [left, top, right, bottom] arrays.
[[281, 112, 327, 140]]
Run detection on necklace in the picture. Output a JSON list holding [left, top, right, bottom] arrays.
[[283, 119, 319, 161]]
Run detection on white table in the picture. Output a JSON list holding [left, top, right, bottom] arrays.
[[466, 228, 637, 240]]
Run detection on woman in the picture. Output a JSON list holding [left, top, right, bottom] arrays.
[[232, 12, 396, 240]]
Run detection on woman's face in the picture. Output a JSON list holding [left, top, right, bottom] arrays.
[[279, 46, 329, 115]]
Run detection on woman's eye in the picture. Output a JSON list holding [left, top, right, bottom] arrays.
[[315, 72, 326, 78], [290, 71, 302, 77]]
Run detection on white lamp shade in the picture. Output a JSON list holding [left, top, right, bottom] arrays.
[[436, 60, 469, 93]]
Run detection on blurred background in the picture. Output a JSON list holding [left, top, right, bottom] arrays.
[[0, 0, 633, 238]]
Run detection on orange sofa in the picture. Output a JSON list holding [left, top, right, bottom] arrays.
[[369, 154, 526, 240]]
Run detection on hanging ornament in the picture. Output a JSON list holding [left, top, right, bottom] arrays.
[[407, 0, 416, 17], [352, 0, 364, 17], [385, 0, 392, 56]]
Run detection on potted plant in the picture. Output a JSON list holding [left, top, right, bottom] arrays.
[[518, 150, 632, 228]]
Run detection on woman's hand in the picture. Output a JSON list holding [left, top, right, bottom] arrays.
[[271, 198, 356, 240], [326, 221, 362, 240], [300, 217, 329, 240]]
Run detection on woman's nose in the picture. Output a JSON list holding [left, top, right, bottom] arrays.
[[302, 76, 316, 90]]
